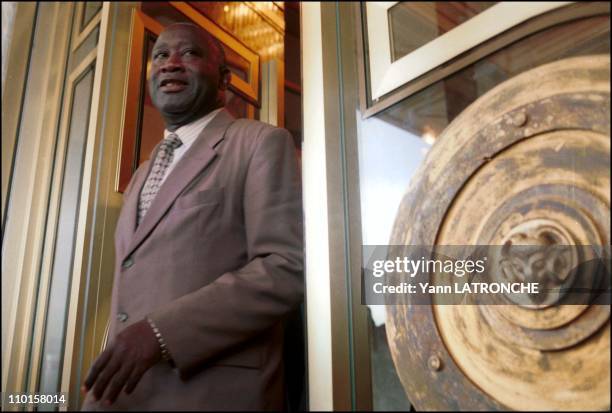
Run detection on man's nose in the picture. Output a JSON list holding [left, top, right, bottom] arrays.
[[161, 53, 184, 72]]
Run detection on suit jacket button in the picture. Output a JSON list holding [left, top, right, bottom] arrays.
[[117, 312, 129, 322], [122, 257, 134, 269]]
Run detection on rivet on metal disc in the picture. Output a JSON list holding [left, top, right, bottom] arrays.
[[428, 355, 442, 371], [512, 111, 528, 127]]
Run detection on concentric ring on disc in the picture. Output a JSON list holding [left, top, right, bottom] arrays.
[[434, 129, 609, 410], [386, 55, 611, 411]]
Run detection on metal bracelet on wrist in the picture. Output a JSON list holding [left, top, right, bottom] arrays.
[[146, 317, 172, 363]]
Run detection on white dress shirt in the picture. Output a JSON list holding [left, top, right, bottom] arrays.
[[158, 108, 223, 186]]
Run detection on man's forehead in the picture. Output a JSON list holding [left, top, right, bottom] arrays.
[[156, 25, 208, 44], [152, 24, 225, 64]]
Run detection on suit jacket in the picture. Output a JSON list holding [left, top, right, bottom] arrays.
[[82, 109, 304, 411]]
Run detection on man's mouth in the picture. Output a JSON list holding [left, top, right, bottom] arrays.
[[159, 79, 188, 93]]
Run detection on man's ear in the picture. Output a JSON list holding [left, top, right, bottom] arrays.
[[219, 66, 231, 90]]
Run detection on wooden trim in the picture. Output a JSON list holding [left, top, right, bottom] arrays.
[[169, 1, 260, 104], [247, 104, 255, 120], [285, 2, 299, 12], [245, 2, 285, 34], [359, 1, 610, 118], [117, 9, 153, 193], [232, 75, 259, 106], [285, 79, 302, 94]]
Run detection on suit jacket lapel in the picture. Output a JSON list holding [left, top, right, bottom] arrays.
[[123, 109, 235, 261]]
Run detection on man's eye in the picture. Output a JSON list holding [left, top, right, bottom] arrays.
[[153, 52, 168, 60], [183, 49, 197, 56]]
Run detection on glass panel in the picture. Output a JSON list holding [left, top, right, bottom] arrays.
[[381, 14, 611, 143], [69, 27, 100, 78], [38, 67, 95, 410], [81, 2, 102, 30], [388, 2, 495, 62], [357, 14, 609, 410], [187, 1, 285, 60], [369, 315, 412, 410], [358, 92, 429, 413]]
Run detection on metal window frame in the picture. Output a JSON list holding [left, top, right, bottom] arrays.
[[302, 2, 372, 410], [361, 1, 584, 117]]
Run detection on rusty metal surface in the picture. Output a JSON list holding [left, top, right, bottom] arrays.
[[387, 55, 611, 410]]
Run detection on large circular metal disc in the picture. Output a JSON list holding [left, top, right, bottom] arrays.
[[386, 55, 610, 411]]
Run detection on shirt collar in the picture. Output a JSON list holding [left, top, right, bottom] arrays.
[[163, 107, 224, 146]]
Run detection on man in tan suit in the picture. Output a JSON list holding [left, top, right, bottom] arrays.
[[81, 23, 303, 411]]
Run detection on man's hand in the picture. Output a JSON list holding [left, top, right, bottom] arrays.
[[82, 319, 161, 405]]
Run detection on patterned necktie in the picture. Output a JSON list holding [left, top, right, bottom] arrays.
[[137, 133, 183, 226]]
